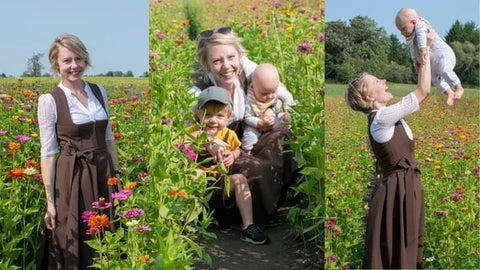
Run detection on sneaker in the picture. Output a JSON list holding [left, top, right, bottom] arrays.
[[240, 224, 269, 245]]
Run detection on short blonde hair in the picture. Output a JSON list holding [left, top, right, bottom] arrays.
[[345, 72, 374, 114], [196, 28, 247, 73], [195, 100, 233, 122], [49, 34, 91, 75]]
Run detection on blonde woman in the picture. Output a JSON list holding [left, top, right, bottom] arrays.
[[38, 34, 119, 269], [345, 31, 435, 268]]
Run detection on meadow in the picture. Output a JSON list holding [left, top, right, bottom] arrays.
[[148, 0, 324, 268], [0, 76, 149, 269], [324, 82, 479, 269], [2, 0, 324, 269]]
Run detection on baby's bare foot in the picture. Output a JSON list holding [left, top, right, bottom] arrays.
[[454, 86, 464, 100], [445, 90, 455, 106]]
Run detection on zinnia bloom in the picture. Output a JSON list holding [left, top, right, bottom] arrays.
[[92, 197, 112, 210], [107, 176, 118, 186], [121, 208, 144, 218], [87, 214, 110, 229], [82, 211, 99, 223], [112, 189, 133, 201], [139, 254, 150, 263], [7, 168, 24, 178]]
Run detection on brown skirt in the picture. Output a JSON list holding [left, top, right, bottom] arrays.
[[210, 126, 298, 225], [363, 166, 425, 269]]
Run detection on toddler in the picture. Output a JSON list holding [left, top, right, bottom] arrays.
[[396, 7, 464, 106], [191, 86, 269, 245], [243, 63, 294, 152]]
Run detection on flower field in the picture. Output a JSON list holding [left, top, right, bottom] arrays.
[[149, 0, 324, 268], [0, 76, 149, 268], [324, 83, 479, 269]]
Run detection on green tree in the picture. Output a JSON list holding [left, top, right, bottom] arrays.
[[388, 34, 411, 66], [451, 41, 479, 86], [22, 53, 44, 77], [326, 16, 391, 82], [445, 20, 480, 45]]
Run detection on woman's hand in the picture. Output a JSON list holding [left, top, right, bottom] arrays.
[[45, 204, 56, 230]]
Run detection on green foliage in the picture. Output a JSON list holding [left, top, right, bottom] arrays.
[[445, 20, 480, 45], [326, 16, 391, 82], [451, 41, 480, 87]]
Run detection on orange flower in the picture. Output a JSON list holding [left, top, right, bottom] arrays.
[[23, 90, 34, 96], [87, 214, 110, 229], [169, 189, 176, 196], [124, 182, 138, 189], [139, 254, 150, 263], [174, 39, 184, 45], [143, 88, 150, 94], [177, 190, 186, 198], [128, 140, 137, 145], [113, 132, 121, 141], [107, 176, 118, 186], [9, 142, 21, 150], [25, 158, 38, 168], [8, 168, 24, 178]]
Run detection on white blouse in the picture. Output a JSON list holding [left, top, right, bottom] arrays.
[[38, 81, 114, 157], [370, 93, 419, 143], [190, 56, 291, 126]]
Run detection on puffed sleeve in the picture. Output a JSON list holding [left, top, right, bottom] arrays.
[[38, 94, 59, 156]]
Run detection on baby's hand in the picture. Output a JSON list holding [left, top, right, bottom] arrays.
[[282, 111, 291, 122]]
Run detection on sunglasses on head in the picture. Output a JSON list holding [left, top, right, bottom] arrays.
[[199, 27, 232, 38]]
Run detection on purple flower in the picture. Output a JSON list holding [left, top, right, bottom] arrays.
[[161, 118, 172, 125], [122, 114, 131, 120], [316, 33, 325, 42], [326, 255, 336, 263], [132, 156, 142, 163], [121, 208, 144, 218], [184, 146, 197, 161], [82, 211, 99, 223], [297, 43, 313, 53], [134, 225, 151, 232], [15, 134, 31, 144], [450, 193, 461, 201], [112, 189, 133, 201], [0, 130, 7, 135], [436, 210, 446, 216], [92, 199, 112, 210], [156, 33, 166, 40], [22, 104, 32, 111]]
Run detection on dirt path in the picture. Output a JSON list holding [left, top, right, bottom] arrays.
[[195, 207, 323, 270]]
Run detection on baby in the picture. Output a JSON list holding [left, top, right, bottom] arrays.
[[395, 7, 464, 106], [243, 63, 294, 152]]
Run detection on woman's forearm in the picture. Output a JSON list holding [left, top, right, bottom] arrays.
[[40, 155, 56, 206]]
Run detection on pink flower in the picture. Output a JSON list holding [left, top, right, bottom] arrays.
[[297, 43, 313, 53], [82, 211, 99, 223], [134, 225, 151, 232], [86, 227, 99, 236], [436, 210, 446, 216], [316, 33, 325, 42], [15, 134, 31, 144], [112, 189, 133, 201]]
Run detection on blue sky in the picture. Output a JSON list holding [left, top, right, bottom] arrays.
[[0, 0, 148, 77], [326, 0, 480, 40]]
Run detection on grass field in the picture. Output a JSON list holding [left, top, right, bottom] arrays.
[[324, 82, 479, 269]]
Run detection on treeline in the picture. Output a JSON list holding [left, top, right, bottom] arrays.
[[326, 16, 480, 87]]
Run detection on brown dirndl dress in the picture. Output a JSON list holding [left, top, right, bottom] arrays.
[[363, 112, 425, 269], [38, 83, 117, 270], [194, 81, 298, 225]]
